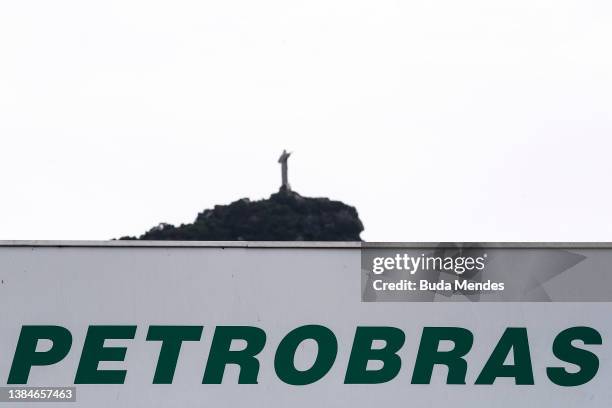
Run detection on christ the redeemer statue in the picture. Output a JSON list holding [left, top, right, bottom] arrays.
[[278, 149, 291, 191]]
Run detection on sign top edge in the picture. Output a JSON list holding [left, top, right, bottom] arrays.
[[1, 241, 612, 249]]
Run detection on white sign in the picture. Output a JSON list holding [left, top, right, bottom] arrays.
[[0, 242, 609, 407]]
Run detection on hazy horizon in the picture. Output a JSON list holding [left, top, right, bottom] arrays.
[[1, 0, 611, 241]]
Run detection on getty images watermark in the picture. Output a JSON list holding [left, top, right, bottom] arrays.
[[370, 251, 502, 292], [361, 243, 612, 302]]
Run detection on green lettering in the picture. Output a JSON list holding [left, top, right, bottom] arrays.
[[411, 327, 473, 384], [475, 328, 534, 385], [147, 326, 203, 384], [8, 326, 72, 384], [74, 325, 136, 384], [275, 325, 337, 385], [203, 326, 266, 384], [344, 326, 405, 384], [547, 326, 601, 386]]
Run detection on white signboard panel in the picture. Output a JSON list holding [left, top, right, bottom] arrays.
[[0, 242, 610, 407]]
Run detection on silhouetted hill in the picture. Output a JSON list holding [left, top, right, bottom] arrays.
[[119, 188, 363, 241]]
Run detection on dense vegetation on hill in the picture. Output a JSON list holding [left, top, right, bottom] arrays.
[[119, 188, 363, 241]]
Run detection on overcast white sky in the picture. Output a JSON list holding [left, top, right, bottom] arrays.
[[0, 0, 611, 241]]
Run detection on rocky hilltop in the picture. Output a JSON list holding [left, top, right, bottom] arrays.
[[120, 188, 363, 241]]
